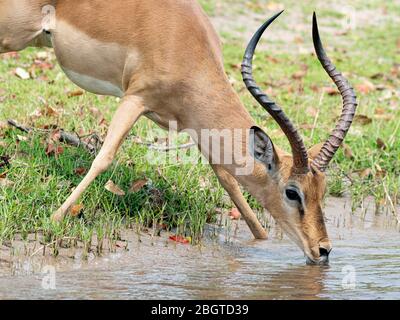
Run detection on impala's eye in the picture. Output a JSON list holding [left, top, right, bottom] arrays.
[[285, 188, 302, 203]]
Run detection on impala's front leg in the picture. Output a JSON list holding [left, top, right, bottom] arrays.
[[212, 165, 268, 239], [51, 96, 145, 222]]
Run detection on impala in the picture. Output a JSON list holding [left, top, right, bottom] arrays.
[[0, 0, 357, 265]]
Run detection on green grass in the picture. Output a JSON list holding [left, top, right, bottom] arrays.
[[1, 1, 399, 254]]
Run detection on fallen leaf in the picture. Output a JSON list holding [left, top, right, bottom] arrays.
[[44, 106, 59, 117], [373, 114, 394, 121], [67, 90, 84, 98], [294, 36, 304, 44], [356, 168, 372, 179], [376, 138, 387, 150], [29, 108, 43, 119], [0, 177, 14, 188], [343, 144, 354, 159], [15, 67, 30, 80], [2, 52, 19, 59], [306, 107, 319, 117], [354, 115, 372, 126], [105, 180, 125, 196], [89, 107, 103, 119], [74, 167, 87, 176], [16, 135, 28, 142], [169, 235, 190, 244], [70, 204, 84, 217], [228, 208, 241, 220], [36, 51, 50, 60], [356, 81, 375, 94], [0, 121, 8, 130], [0, 155, 10, 169], [374, 107, 386, 115], [322, 87, 339, 95], [128, 178, 148, 193], [49, 129, 61, 142], [370, 72, 384, 80], [45, 143, 64, 157], [292, 69, 307, 80], [229, 63, 241, 70], [375, 168, 387, 179]]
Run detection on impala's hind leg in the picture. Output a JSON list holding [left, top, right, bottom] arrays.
[[212, 165, 267, 239], [51, 96, 145, 222]]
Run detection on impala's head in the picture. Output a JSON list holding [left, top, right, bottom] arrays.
[[242, 12, 357, 264], [0, 0, 50, 53]]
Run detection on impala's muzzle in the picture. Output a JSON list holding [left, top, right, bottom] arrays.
[[306, 246, 331, 266]]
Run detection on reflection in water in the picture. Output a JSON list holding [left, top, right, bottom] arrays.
[[0, 197, 399, 299], [246, 266, 328, 300]]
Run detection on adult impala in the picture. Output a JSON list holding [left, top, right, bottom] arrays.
[[0, 0, 357, 265]]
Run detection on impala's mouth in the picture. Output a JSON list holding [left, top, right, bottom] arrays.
[[305, 251, 330, 266]]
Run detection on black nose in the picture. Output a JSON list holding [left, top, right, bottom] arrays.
[[319, 247, 330, 264], [319, 247, 330, 257]]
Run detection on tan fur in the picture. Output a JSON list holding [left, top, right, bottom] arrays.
[[0, 0, 331, 262]]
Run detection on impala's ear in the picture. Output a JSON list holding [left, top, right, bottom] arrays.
[[307, 142, 324, 160], [249, 126, 278, 172]]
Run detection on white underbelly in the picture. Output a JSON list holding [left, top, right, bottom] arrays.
[[62, 68, 124, 98]]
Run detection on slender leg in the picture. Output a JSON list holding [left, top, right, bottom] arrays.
[[51, 96, 145, 222], [212, 165, 267, 239]]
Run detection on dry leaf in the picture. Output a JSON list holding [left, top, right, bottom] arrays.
[[105, 180, 125, 196], [375, 168, 387, 179], [376, 138, 387, 150], [44, 106, 59, 117], [36, 51, 50, 60], [70, 204, 84, 217], [129, 178, 148, 193], [306, 107, 319, 117], [374, 108, 386, 115], [0, 156, 10, 169], [45, 143, 64, 157], [354, 115, 372, 126], [343, 144, 354, 159], [0, 177, 14, 188], [74, 167, 87, 176], [29, 108, 43, 119], [322, 87, 339, 95], [356, 81, 375, 94], [0, 121, 8, 130], [373, 114, 394, 121], [292, 70, 307, 80], [49, 130, 61, 142], [15, 67, 30, 80], [356, 168, 372, 179], [16, 135, 28, 142], [67, 90, 84, 98], [169, 235, 191, 244]]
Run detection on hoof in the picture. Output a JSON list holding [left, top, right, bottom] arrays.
[[254, 230, 268, 240]]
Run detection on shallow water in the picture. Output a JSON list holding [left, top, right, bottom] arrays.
[[0, 197, 399, 300]]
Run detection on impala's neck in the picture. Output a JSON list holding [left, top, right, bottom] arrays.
[[190, 82, 285, 210]]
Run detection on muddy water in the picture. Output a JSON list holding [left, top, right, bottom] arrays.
[[0, 197, 399, 300]]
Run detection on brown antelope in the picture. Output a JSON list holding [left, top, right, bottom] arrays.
[[0, 0, 357, 265]]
